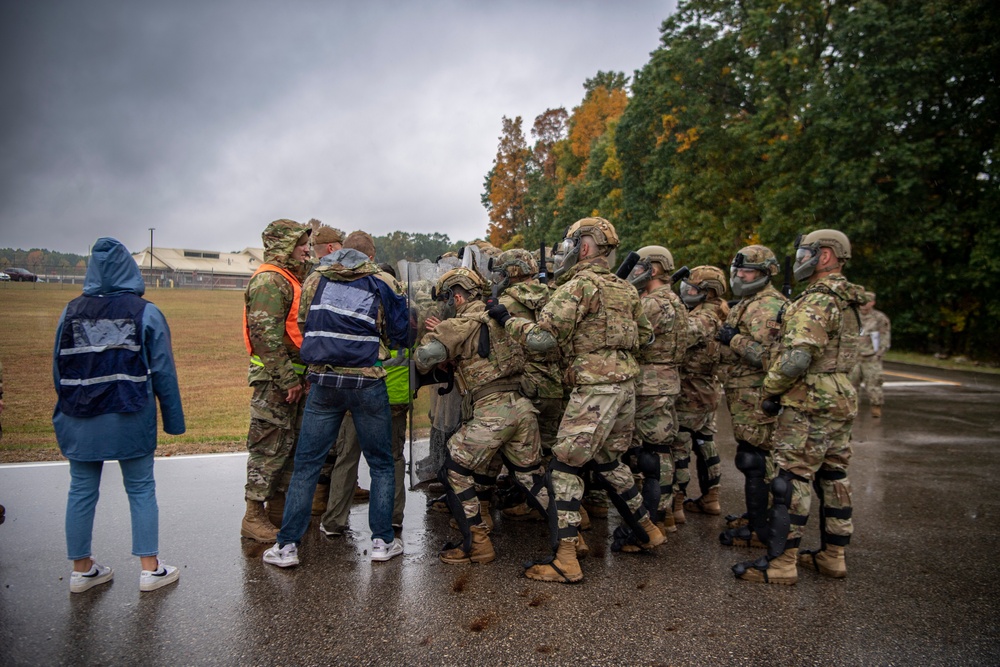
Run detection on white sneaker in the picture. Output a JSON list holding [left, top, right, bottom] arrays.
[[70, 560, 114, 593], [263, 542, 299, 568], [371, 537, 403, 562], [140, 561, 180, 592]]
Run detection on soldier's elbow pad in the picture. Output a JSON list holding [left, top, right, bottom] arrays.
[[525, 330, 557, 354], [778, 348, 812, 379], [414, 340, 448, 372], [742, 342, 764, 369]]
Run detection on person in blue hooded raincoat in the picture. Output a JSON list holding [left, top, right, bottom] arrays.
[[53, 237, 186, 594]]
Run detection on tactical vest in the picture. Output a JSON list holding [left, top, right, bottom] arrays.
[[300, 275, 382, 367], [456, 311, 525, 396], [56, 293, 149, 418], [722, 286, 785, 381], [683, 299, 727, 377], [573, 273, 639, 355], [638, 286, 687, 366], [801, 284, 862, 374]]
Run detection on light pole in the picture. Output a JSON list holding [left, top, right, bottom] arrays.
[[148, 228, 155, 278]]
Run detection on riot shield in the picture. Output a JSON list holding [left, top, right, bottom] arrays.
[[398, 258, 462, 488]]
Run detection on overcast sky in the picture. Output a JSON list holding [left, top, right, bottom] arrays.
[[0, 1, 677, 256]]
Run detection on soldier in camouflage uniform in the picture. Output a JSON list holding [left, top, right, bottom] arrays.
[[486, 249, 566, 523], [414, 268, 550, 565], [734, 230, 865, 585], [851, 291, 891, 418], [716, 245, 787, 548], [626, 246, 688, 536], [241, 219, 312, 542], [492, 218, 665, 583], [675, 266, 730, 519]]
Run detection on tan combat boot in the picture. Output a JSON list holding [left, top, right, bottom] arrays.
[[439, 523, 496, 564], [579, 504, 592, 531], [525, 538, 584, 583], [736, 548, 799, 585], [241, 500, 279, 543], [311, 483, 329, 516], [798, 545, 847, 578], [575, 531, 589, 559], [683, 487, 721, 515], [673, 491, 687, 525], [871, 405, 882, 418], [500, 501, 544, 521], [450, 500, 494, 531], [658, 509, 677, 534], [266, 491, 285, 527], [621, 515, 667, 552]]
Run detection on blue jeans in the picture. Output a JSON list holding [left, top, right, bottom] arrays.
[[66, 453, 159, 560], [278, 380, 395, 545]]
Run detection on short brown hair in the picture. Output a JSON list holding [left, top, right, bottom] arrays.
[[344, 230, 375, 258]]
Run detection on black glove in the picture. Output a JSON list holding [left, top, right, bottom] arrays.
[[717, 323, 739, 346], [761, 395, 782, 416], [485, 297, 511, 325]]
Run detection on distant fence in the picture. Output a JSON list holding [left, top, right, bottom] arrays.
[[1, 265, 250, 290]]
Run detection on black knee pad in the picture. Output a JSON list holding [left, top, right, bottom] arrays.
[[637, 446, 660, 478]]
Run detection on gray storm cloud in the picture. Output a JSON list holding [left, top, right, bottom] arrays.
[[0, 0, 675, 255]]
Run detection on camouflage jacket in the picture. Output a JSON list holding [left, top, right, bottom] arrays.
[[415, 300, 525, 397], [298, 249, 405, 379], [677, 297, 729, 413], [859, 308, 891, 358], [635, 283, 688, 396], [764, 273, 866, 417], [506, 257, 652, 386], [244, 220, 310, 389], [501, 280, 563, 399], [719, 284, 787, 389]]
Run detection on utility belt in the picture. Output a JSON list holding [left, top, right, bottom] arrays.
[[250, 355, 307, 375], [470, 379, 522, 404]]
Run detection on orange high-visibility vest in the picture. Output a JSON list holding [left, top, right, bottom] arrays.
[[242, 263, 304, 356]]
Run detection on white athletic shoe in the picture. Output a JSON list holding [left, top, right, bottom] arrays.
[[263, 542, 300, 568], [139, 561, 180, 592], [70, 561, 114, 594], [371, 537, 403, 562]]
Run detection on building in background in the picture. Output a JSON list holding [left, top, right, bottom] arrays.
[[131, 247, 264, 289]]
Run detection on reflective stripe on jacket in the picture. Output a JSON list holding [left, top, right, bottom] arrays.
[[56, 292, 149, 418], [300, 274, 382, 367]]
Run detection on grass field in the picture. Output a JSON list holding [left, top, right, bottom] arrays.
[[0, 282, 429, 463]]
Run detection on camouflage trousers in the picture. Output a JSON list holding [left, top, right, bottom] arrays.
[[772, 407, 854, 544], [725, 384, 778, 449], [534, 396, 567, 455], [552, 381, 643, 533], [245, 381, 304, 502], [447, 392, 547, 522], [677, 409, 721, 495], [634, 392, 678, 515], [850, 356, 884, 406]]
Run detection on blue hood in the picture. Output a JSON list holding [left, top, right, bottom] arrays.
[[83, 237, 146, 297]]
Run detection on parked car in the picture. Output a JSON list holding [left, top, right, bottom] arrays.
[[5, 268, 38, 282], [0, 271, 9, 281]]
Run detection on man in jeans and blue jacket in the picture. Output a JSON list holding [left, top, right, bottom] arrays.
[[264, 230, 409, 566]]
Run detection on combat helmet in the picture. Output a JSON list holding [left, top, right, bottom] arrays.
[[490, 248, 538, 293], [432, 267, 485, 319], [794, 229, 851, 281], [629, 245, 675, 290], [553, 217, 620, 281], [680, 265, 727, 308], [730, 244, 779, 298]]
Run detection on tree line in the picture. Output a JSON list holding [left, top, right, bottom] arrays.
[[482, 0, 998, 360]]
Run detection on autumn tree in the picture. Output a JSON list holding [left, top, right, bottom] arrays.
[[484, 116, 530, 248]]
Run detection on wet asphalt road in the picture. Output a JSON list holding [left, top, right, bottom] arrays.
[[1, 362, 999, 666]]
